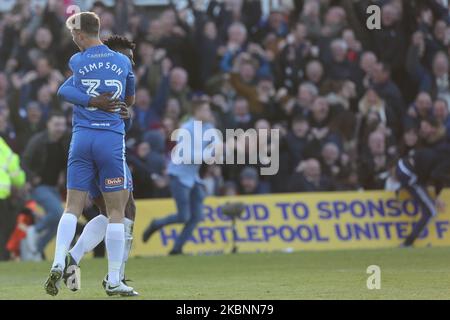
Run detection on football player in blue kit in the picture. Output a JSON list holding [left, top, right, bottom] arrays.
[[56, 35, 138, 296], [44, 12, 136, 297]]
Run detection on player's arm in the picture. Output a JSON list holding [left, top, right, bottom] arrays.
[[125, 95, 135, 107], [122, 99, 134, 130], [121, 66, 136, 131], [57, 76, 91, 107], [115, 102, 133, 131], [124, 58, 136, 108], [62, 53, 122, 110], [59, 55, 91, 107], [58, 76, 120, 110]]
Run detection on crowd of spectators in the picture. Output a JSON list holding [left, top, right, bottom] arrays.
[[0, 0, 450, 203]]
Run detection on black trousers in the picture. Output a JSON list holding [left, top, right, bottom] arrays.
[[396, 160, 436, 246], [0, 199, 17, 261]]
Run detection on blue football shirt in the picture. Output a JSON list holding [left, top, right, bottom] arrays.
[[168, 118, 220, 188], [68, 44, 135, 134]]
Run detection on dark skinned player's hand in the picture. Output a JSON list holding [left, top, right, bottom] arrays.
[[89, 92, 120, 111], [116, 102, 131, 119], [88, 93, 130, 118]]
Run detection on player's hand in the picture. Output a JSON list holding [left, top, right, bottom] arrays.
[[117, 103, 131, 119], [89, 92, 120, 111]]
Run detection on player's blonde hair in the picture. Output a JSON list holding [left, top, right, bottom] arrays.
[[66, 12, 100, 37]]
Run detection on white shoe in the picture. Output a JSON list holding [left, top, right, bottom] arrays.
[[105, 281, 139, 297], [63, 253, 81, 291], [44, 264, 63, 296]]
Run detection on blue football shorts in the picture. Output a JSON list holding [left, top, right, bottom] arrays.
[[67, 128, 131, 193], [87, 165, 133, 199]]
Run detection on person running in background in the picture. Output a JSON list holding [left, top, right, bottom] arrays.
[[142, 97, 222, 255], [396, 144, 450, 247]]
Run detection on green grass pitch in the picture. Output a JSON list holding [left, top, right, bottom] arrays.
[[1, 248, 449, 300]]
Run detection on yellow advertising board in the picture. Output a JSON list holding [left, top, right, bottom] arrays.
[[131, 189, 450, 256], [45, 189, 450, 258]]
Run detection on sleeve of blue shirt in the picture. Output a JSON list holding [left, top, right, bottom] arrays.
[[68, 53, 79, 74], [58, 75, 134, 133], [57, 76, 91, 107], [125, 59, 136, 97]]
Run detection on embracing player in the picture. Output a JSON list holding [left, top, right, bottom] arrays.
[[57, 35, 138, 295], [44, 12, 136, 297]]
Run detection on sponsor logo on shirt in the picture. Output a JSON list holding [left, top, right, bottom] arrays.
[[91, 122, 111, 127], [87, 53, 114, 58], [105, 177, 124, 188]]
